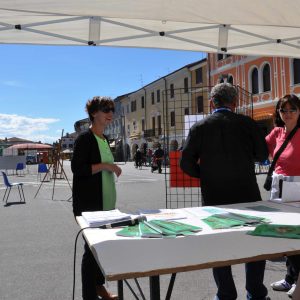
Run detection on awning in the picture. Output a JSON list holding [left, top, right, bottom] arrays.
[[6, 143, 53, 150], [62, 148, 73, 153], [0, 1, 300, 57]]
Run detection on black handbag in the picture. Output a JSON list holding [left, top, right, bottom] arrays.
[[263, 126, 298, 191]]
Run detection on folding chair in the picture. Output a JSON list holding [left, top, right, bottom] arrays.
[[37, 163, 50, 182], [16, 162, 25, 176], [1, 171, 26, 204]]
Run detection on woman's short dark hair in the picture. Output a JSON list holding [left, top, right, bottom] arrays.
[[274, 94, 300, 127], [85, 96, 114, 122]]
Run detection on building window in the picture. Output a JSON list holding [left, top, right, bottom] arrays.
[[127, 124, 130, 135], [228, 75, 234, 84], [141, 96, 145, 109], [184, 77, 188, 93], [251, 68, 259, 94], [184, 108, 189, 115], [197, 96, 204, 113], [126, 105, 129, 114], [152, 116, 156, 134], [293, 59, 300, 85], [157, 115, 162, 135], [157, 90, 160, 103], [142, 119, 145, 131], [262, 64, 271, 92], [170, 111, 175, 127], [131, 100, 136, 112], [133, 120, 137, 131], [151, 92, 155, 104], [170, 84, 174, 98], [195, 68, 203, 84]]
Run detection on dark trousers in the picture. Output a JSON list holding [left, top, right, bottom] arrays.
[[157, 159, 162, 173], [213, 260, 268, 300], [82, 242, 105, 300], [285, 255, 300, 284]]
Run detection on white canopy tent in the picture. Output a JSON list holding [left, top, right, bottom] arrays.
[[0, 0, 300, 57]]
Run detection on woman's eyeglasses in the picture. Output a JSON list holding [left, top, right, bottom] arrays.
[[100, 107, 115, 113], [279, 108, 297, 114]]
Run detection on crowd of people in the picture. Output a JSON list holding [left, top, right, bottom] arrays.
[[71, 83, 300, 300]]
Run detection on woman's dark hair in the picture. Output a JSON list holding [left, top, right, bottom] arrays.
[[85, 96, 114, 122], [274, 94, 300, 127]]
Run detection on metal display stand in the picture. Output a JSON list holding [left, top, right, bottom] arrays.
[[34, 130, 72, 200]]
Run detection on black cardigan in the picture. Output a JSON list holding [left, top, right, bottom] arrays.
[[71, 129, 107, 216], [180, 110, 269, 206]]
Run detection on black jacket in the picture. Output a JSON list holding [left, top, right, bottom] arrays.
[[71, 129, 106, 216], [180, 110, 268, 206]]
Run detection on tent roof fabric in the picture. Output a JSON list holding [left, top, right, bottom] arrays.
[[0, 1, 300, 57], [6, 143, 53, 150]]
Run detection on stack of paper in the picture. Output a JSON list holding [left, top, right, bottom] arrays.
[[82, 209, 132, 227]]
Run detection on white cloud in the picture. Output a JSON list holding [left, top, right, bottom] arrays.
[[0, 113, 60, 144]]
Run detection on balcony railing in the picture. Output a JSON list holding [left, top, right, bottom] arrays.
[[143, 128, 163, 138]]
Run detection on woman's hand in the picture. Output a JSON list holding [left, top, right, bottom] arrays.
[[92, 163, 122, 177], [108, 163, 122, 177]]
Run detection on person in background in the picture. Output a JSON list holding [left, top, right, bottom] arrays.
[[147, 148, 153, 166], [153, 144, 164, 173], [266, 94, 300, 298], [72, 96, 121, 300], [134, 148, 142, 169], [180, 83, 269, 300]]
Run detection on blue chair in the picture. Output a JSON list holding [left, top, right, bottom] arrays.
[[37, 163, 50, 181], [1, 171, 25, 204], [16, 162, 25, 176]]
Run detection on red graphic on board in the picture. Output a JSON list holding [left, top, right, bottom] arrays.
[[169, 151, 200, 188]]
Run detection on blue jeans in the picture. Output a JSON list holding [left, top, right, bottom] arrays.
[[213, 260, 268, 300]]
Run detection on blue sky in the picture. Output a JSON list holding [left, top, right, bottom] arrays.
[[0, 44, 204, 144]]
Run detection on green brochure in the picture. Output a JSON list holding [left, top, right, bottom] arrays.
[[246, 205, 280, 212], [138, 222, 164, 238], [116, 220, 202, 238], [248, 224, 300, 239], [116, 224, 140, 237], [143, 221, 177, 237], [203, 212, 269, 229], [150, 220, 202, 235], [202, 215, 245, 229], [115, 222, 163, 238]]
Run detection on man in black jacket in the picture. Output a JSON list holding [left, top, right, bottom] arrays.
[[180, 83, 269, 300]]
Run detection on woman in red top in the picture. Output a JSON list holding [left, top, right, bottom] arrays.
[[265, 94, 300, 298]]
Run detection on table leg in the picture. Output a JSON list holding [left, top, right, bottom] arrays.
[[165, 273, 177, 300], [118, 280, 124, 300], [149, 275, 160, 300]]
